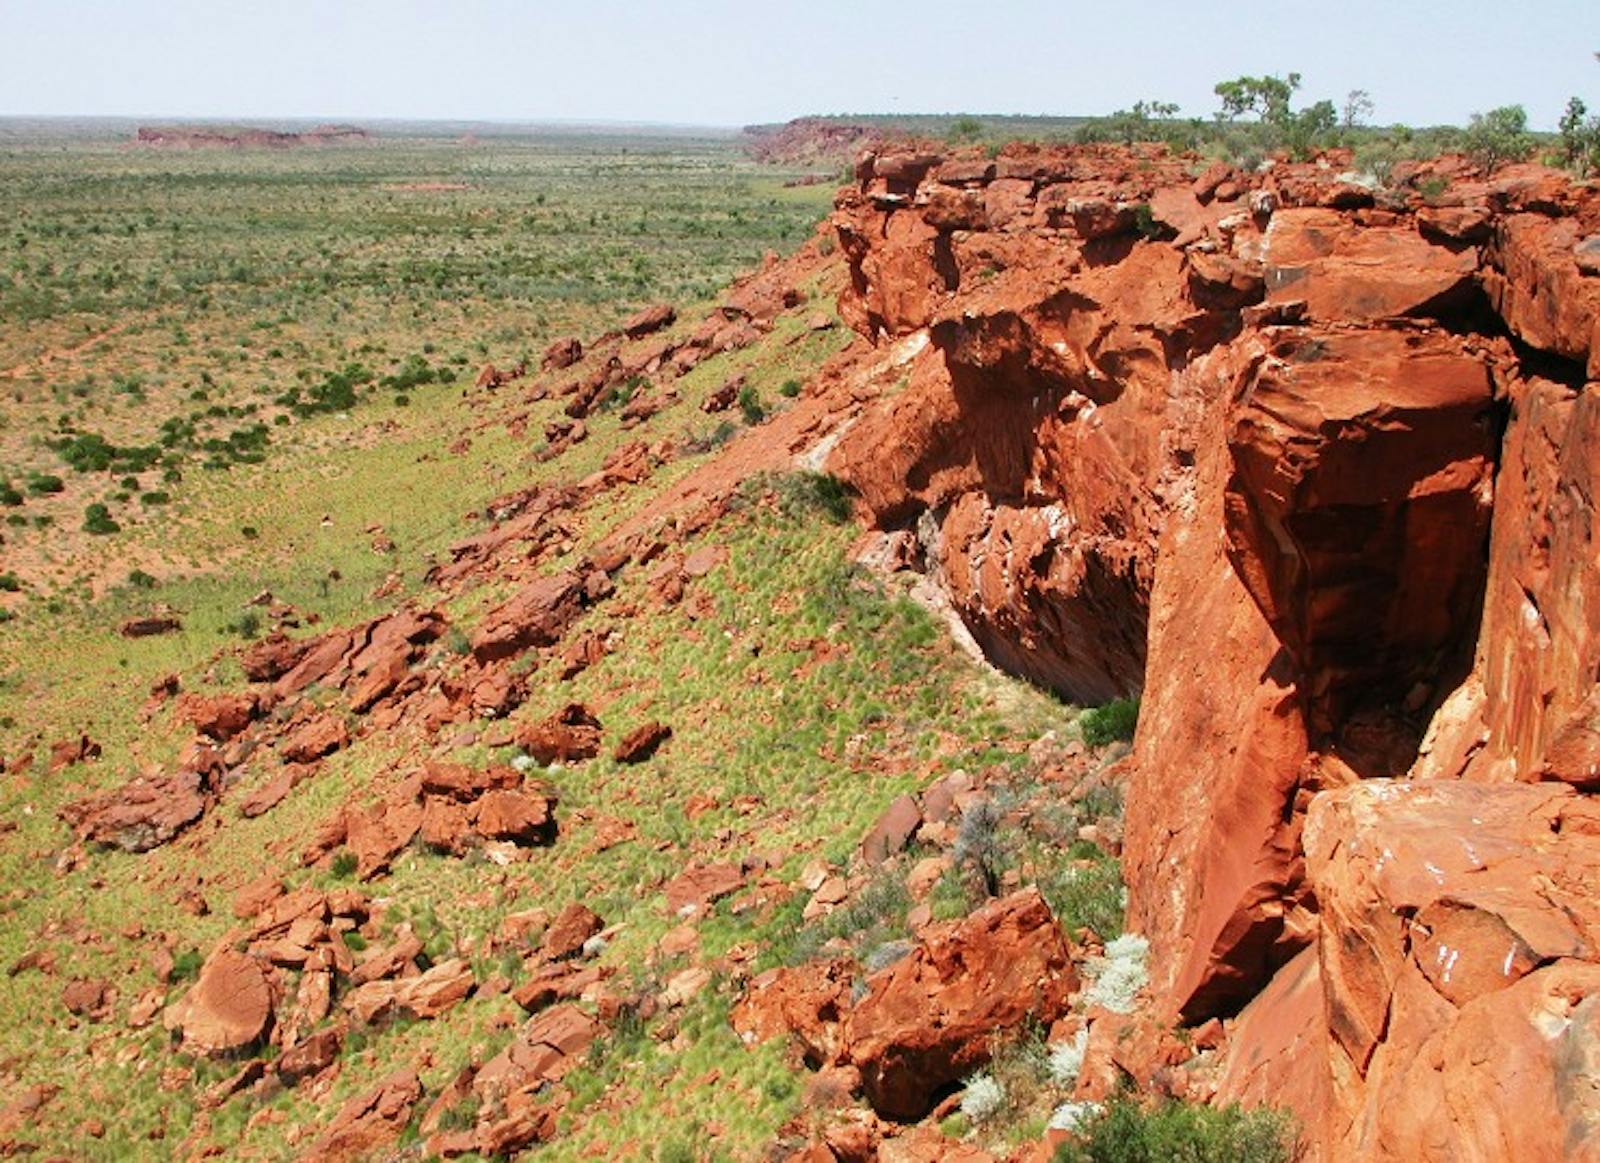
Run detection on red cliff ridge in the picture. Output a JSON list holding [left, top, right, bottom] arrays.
[[821, 140, 1600, 1160]]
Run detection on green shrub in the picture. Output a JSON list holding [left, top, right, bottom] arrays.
[[127, 569, 158, 590], [1041, 856, 1125, 942], [1054, 1095, 1295, 1163], [82, 503, 120, 535], [331, 850, 359, 880], [949, 115, 985, 143], [0, 573, 20, 592], [0, 479, 21, 507], [769, 471, 853, 524], [25, 472, 64, 495], [778, 378, 802, 398], [1079, 698, 1139, 748], [224, 610, 263, 640], [738, 384, 766, 424], [1463, 105, 1532, 174], [170, 949, 204, 982]]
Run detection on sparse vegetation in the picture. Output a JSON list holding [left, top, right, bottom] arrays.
[[1053, 1095, 1296, 1163], [1463, 105, 1533, 174], [1079, 698, 1139, 748]]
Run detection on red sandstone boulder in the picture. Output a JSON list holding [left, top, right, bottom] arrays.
[[516, 702, 603, 764], [277, 1026, 342, 1085], [1224, 326, 1499, 745], [664, 862, 743, 914], [475, 1003, 602, 1101], [470, 570, 591, 662], [278, 712, 349, 764], [1263, 208, 1479, 323], [60, 771, 209, 852], [542, 903, 604, 961], [119, 615, 181, 638], [613, 720, 671, 764], [47, 734, 101, 772], [846, 888, 1076, 1119], [860, 794, 921, 865], [239, 633, 311, 682], [178, 693, 258, 741], [623, 303, 676, 339], [1485, 213, 1600, 377], [310, 1068, 422, 1162], [475, 788, 556, 844], [165, 948, 273, 1055], [1123, 338, 1317, 1022], [541, 336, 583, 371], [1305, 780, 1600, 1160], [733, 959, 854, 1069], [1461, 378, 1600, 784]]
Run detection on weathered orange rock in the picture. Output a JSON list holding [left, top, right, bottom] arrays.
[[309, 1067, 422, 1162], [277, 1026, 342, 1085], [474, 788, 555, 843], [515, 702, 602, 765], [860, 794, 921, 865], [542, 903, 604, 961], [165, 948, 273, 1055], [733, 959, 854, 1069], [1466, 378, 1600, 784], [278, 712, 348, 764], [47, 734, 101, 772], [470, 570, 590, 662], [541, 336, 582, 371], [60, 770, 209, 853], [177, 693, 258, 740], [1224, 326, 1498, 746], [847, 889, 1076, 1119], [1123, 339, 1317, 1022], [613, 720, 671, 764], [1306, 780, 1600, 1161], [1484, 213, 1600, 377], [663, 862, 742, 914], [623, 303, 676, 339], [1262, 208, 1479, 323], [475, 1003, 602, 1101]]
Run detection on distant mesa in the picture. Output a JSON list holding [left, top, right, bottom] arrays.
[[133, 124, 371, 149], [741, 117, 881, 166]]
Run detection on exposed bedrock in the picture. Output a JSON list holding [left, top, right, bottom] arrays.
[[826, 142, 1600, 1158]]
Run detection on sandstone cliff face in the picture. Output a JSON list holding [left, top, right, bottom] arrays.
[[825, 142, 1600, 1159]]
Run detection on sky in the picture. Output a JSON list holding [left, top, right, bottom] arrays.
[[1, 0, 1595, 130]]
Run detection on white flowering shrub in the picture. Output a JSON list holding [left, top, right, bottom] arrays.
[[1047, 1027, 1090, 1086], [1082, 932, 1149, 1014], [1048, 1100, 1102, 1132], [959, 1073, 1007, 1123]]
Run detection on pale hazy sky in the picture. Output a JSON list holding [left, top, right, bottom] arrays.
[[1, 0, 1595, 130]]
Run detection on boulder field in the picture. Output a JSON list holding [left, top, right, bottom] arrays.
[[821, 142, 1600, 1159]]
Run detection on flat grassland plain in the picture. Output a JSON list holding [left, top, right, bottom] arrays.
[[0, 125, 1102, 1160]]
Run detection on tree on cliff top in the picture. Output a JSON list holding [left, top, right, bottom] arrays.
[[1214, 74, 1302, 124], [1462, 105, 1532, 174], [1213, 73, 1337, 159]]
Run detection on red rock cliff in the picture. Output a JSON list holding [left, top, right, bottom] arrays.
[[824, 141, 1600, 1159]]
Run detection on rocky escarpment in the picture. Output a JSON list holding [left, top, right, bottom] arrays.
[[825, 142, 1600, 1159], [134, 125, 370, 149]]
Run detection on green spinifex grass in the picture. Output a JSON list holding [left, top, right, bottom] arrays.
[[0, 132, 834, 601]]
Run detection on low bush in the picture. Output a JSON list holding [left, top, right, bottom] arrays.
[[1079, 698, 1139, 748], [1054, 1095, 1295, 1163], [82, 503, 120, 535], [772, 471, 853, 524], [738, 384, 767, 424]]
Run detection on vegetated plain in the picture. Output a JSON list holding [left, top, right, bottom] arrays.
[[0, 125, 1139, 1160], [0, 129, 828, 602]]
